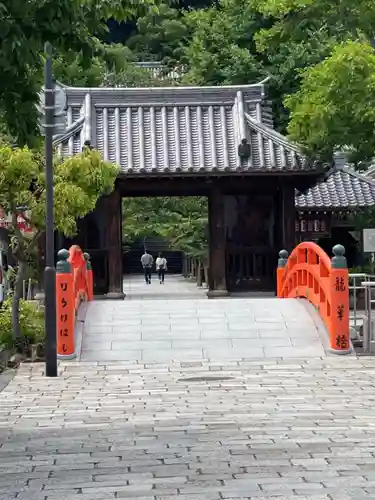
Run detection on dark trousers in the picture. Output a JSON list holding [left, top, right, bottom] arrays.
[[144, 267, 152, 283], [158, 268, 165, 282]]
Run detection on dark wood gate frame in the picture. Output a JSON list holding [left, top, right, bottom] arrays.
[[63, 172, 320, 297]]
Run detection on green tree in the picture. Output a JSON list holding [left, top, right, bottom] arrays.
[[53, 52, 107, 88], [253, 0, 375, 132], [285, 41, 375, 163], [179, 0, 329, 130], [0, 145, 118, 344], [127, 4, 189, 65], [181, 1, 265, 86], [123, 196, 208, 282], [159, 197, 208, 285], [253, 0, 375, 42], [54, 43, 177, 88], [0, 0, 159, 145]]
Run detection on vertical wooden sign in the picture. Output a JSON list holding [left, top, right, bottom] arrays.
[[56, 250, 75, 359], [329, 265, 350, 353]]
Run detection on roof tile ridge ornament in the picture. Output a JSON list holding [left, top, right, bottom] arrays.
[[244, 112, 301, 154], [83, 93, 91, 144], [363, 163, 375, 177], [236, 90, 246, 142], [333, 150, 349, 170], [257, 75, 271, 98], [55, 80, 68, 88], [258, 76, 271, 85], [52, 115, 85, 147]]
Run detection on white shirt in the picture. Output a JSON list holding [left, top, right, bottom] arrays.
[[156, 257, 167, 270]]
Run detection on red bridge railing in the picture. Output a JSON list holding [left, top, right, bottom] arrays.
[[56, 246, 93, 359], [277, 243, 351, 354]]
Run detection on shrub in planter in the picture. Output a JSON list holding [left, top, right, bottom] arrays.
[[0, 299, 44, 350]]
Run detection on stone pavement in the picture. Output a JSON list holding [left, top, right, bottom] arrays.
[[1, 357, 375, 499], [81, 275, 327, 362], [123, 275, 208, 301]]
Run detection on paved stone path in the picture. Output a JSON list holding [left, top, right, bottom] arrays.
[[1, 357, 375, 499], [0, 275, 357, 499], [81, 275, 327, 362], [123, 275, 207, 301]]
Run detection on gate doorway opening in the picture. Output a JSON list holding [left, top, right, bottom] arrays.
[[122, 196, 207, 278], [62, 173, 301, 298]]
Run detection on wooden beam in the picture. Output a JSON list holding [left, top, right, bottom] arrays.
[[207, 184, 229, 297], [277, 183, 296, 252], [117, 175, 298, 198], [106, 183, 125, 299]]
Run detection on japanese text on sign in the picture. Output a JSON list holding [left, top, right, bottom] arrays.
[[57, 275, 73, 357], [335, 277, 346, 292], [337, 304, 345, 321], [336, 334, 349, 349]]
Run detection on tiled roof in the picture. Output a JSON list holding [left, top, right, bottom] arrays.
[[56, 82, 318, 175], [362, 164, 375, 178], [245, 114, 306, 171], [295, 167, 375, 210]]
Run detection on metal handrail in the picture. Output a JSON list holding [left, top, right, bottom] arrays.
[[361, 280, 375, 353], [347, 273, 375, 353], [349, 273, 375, 328]]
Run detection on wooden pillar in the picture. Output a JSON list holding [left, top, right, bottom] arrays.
[[278, 183, 296, 252], [207, 185, 229, 298], [106, 184, 124, 299]]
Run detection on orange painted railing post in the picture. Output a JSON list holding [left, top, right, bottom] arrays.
[[276, 241, 351, 355], [277, 249, 289, 297], [56, 249, 76, 359], [329, 244, 350, 354], [84, 252, 94, 301]]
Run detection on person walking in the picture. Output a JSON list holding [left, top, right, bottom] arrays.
[[156, 252, 167, 284], [141, 250, 153, 284]]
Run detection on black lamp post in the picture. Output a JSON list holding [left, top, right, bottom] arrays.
[[44, 42, 57, 377]]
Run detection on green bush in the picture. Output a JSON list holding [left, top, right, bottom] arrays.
[[0, 299, 44, 349], [350, 264, 375, 275]]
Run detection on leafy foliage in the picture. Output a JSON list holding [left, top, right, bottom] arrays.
[[0, 146, 118, 237], [349, 207, 375, 232], [252, 0, 375, 133], [0, 0, 161, 145], [54, 43, 177, 88], [178, 0, 340, 131], [0, 299, 44, 350], [182, 1, 265, 86], [123, 197, 208, 258], [253, 0, 375, 41], [285, 41, 375, 163], [127, 4, 189, 64], [0, 144, 118, 342]]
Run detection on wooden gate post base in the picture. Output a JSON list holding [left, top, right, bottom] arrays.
[[207, 289, 230, 298], [106, 292, 125, 300]]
